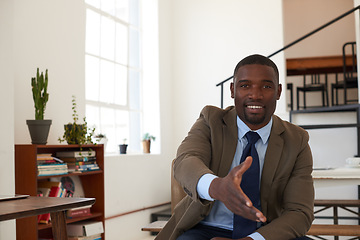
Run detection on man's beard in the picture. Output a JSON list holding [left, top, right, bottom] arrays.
[[244, 111, 266, 126]]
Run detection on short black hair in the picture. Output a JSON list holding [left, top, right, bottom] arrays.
[[233, 54, 279, 82]]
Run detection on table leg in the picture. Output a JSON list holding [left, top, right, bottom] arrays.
[[50, 211, 68, 240]]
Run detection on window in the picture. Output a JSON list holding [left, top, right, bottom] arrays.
[[85, 0, 159, 154]]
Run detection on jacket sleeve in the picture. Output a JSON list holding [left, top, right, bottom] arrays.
[[174, 106, 217, 202]]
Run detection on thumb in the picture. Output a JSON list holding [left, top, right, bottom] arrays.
[[234, 156, 253, 178]]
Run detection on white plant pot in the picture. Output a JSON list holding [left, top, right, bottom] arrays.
[[94, 137, 108, 151]]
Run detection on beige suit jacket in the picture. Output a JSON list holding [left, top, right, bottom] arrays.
[[156, 105, 314, 240]]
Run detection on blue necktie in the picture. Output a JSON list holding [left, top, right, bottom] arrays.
[[233, 131, 261, 239]]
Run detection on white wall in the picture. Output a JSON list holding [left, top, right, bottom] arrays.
[[284, 0, 357, 108], [13, 0, 86, 145], [284, 0, 356, 58], [170, 0, 287, 148], [0, 0, 15, 239]]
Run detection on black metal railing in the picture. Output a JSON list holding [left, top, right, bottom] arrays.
[[216, 5, 360, 108]]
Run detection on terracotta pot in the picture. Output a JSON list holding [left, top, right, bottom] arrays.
[[142, 140, 151, 153]]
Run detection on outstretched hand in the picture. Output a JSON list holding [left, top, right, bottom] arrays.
[[209, 157, 266, 223], [211, 237, 253, 240]]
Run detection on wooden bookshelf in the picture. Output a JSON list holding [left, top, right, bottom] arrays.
[[15, 144, 105, 240]]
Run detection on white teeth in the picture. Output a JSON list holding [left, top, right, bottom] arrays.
[[247, 105, 262, 109]]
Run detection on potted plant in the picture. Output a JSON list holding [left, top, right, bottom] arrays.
[[119, 138, 128, 154], [26, 68, 52, 144], [94, 133, 108, 151], [142, 133, 155, 153], [58, 95, 95, 145]]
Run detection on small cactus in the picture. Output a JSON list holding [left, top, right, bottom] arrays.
[[31, 68, 49, 120]]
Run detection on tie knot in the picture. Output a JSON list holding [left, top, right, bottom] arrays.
[[245, 131, 260, 144]]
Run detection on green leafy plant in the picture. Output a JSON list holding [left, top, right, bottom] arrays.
[[31, 68, 49, 120], [142, 133, 155, 153], [142, 133, 155, 141], [58, 95, 95, 145], [94, 133, 106, 138]]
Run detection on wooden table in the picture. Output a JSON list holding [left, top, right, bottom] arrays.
[[286, 55, 355, 76], [312, 167, 360, 188], [0, 196, 95, 240]]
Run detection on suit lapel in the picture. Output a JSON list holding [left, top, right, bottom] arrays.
[[260, 115, 285, 215], [217, 107, 238, 177]]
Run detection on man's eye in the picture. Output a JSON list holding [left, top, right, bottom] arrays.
[[239, 84, 249, 88], [264, 85, 272, 89]]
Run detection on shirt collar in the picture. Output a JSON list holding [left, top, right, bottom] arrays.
[[237, 116, 273, 144]]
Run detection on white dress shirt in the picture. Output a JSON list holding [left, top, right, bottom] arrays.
[[196, 116, 273, 240]]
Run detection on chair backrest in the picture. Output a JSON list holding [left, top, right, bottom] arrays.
[[342, 41, 357, 81], [171, 159, 186, 213], [303, 74, 326, 86]]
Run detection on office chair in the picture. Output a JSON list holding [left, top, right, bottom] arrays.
[[331, 41, 358, 105]]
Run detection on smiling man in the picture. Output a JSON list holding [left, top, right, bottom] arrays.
[[156, 54, 314, 240]]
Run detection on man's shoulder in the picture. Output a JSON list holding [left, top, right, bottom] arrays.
[[273, 115, 309, 138], [200, 105, 235, 119]]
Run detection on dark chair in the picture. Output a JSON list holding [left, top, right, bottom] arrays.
[[332, 41, 358, 105], [296, 74, 329, 110], [287, 83, 294, 111]]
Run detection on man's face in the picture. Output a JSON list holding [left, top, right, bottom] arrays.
[[230, 64, 282, 130]]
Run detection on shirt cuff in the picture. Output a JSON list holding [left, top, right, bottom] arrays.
[[249, 232, 265, 240], [196, 173, 218, 201]]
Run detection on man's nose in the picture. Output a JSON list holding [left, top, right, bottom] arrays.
[[249, 87, 263, 99]]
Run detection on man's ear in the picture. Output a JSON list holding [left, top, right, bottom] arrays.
[[230, 82, 234, 98], [276, 83, 282, 100]]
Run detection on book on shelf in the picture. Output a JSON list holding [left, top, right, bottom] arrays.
[[66, 205, 92, 218], [37, 181, 67, 224], [49, 185, 63, 198], [37, 163, 67, 169], [66, 160, 100, 173], [38, 180, 62, 189], [38, 186, 67, 224], [60, 156, 97, 163], [37, 163, 68, 176], [37, 159, 60, 165], [37, 156, 64, 164], [50, 175, 85, 198], [68, 233, 102, 240], [37, 156, 67, 176], [67, 221, 104, 237], [78, 163, 100, 172], [37, 153, 53, 161], [37, 187, 51, 197], [37, 153, 64, 162], [56, 150, 96, 158]]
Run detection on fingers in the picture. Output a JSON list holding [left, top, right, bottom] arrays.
[[233, 156, 253, 178], [256, 211, 267, 223], [210, 156, 267, 223], [211, 237, 253, 240], [232, 157, 253, 207], [234, 201, 266, 222], [229, 157, 267, 223]]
